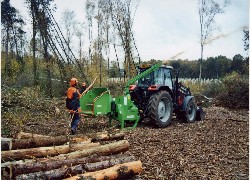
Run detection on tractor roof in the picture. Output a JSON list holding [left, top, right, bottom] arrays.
[[138, 63, 173, 70], [160, 65, 173, 69]]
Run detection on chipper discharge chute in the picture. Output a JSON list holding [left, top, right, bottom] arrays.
[[79, 87, 140, 129]]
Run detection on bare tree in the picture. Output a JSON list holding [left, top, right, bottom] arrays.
[[74, 22, 85, 63], [198, 0, 230, 80], [61, 9, 76, 64], [1, 0, 24, 78], [85, 0, 95, 66], [243, 29, 249, 53], [26, 0, 40, 84], [109, 0, 140, 79]]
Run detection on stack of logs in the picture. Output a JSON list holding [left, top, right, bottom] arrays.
[[1, 131, 142, 179]]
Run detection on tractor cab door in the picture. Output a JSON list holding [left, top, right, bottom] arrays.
[[155, 67, 173, 90], [162, 68, 173, 90]]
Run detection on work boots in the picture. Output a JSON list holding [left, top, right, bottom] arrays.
[[71, 128, 76, 135]]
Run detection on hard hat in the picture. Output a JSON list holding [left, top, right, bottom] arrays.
[[70, 78, 78, 86]]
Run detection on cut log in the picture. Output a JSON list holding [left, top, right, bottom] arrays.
[[14, 156, 137, 179], [53, 140, 129, 160], [17, 131, 91, 143], [70, 137, 91, 144], [12, 154, 134, 176], [12, 154, 96, 176], [13, 131, 123, 149], [15, 165, 85, 180], [2, 136, 91, 151], [1, 159, 34, 168], [84, 155, 136, 171], [72, 131, 125, 142], [17, 132, 50, 139], [1, 142, 100, 161], [6, 136, 69, 150], [65, 160, 143, 180], [11, 154, 135, 176], [1, 138, 12, 151]]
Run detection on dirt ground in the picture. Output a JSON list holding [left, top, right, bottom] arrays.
[[125, 106, 249, 179], [1, 96, 249, 179]]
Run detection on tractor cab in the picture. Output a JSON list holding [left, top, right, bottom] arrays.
[[129, 64, 175, 119], [137, 64, 174, 90]]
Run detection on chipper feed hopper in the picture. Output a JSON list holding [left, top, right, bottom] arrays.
[[79, 87, 140, 129]]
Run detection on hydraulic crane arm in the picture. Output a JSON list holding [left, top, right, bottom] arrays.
[[124, 63, 162, 94]]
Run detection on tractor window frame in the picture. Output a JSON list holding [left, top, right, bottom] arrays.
[[162, 68, 173, 90]]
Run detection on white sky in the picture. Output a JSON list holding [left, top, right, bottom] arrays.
[[10, 0, 249, 61]]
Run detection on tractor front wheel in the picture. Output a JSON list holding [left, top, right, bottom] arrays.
[[182, 99, 197, 123], [147, 91, 173, 128]]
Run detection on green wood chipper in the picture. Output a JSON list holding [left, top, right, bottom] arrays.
[[79, 62, 205, 129]]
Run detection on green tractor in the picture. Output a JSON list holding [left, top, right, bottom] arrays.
[[80, 62, 205, 129]]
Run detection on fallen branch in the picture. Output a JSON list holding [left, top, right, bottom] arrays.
[[227, 118, 248, 123], [80, 77, 97, 98]]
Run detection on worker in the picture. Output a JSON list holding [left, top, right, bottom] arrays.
[[80, 82, 86, 94], [66, 77, 81, 135]]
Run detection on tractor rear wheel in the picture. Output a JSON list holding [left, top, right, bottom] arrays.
[[147, 91, 173, 128]]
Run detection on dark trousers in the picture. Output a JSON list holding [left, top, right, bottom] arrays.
[[70, 112, 80, 130]]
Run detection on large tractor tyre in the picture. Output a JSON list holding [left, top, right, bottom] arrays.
[[147, 91, 173, 128], [182, 99, 197, 123]]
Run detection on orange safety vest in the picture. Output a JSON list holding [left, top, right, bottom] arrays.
[[66, 87, 81, 112], [67, 87, 80, 99]]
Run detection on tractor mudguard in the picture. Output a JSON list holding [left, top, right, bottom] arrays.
[[182, 96, 194, 111]]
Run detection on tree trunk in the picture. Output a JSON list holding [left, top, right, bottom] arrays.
[[15, 165, 83, 180], [1, 138, 12, 151], [84, 155, 136, 171], [1, 142, 100, 161], [17, 131, 91, 143], [14, 131, 123, 148], [65, 160, 142, 180], [12, 154, 97, 176], [73, 131, 125, 141], [14, 156, 137, 180], [12, 154, 133, 176], [5, 26, 10, 77], [199, 43, 203, 81], [2, 136, 86, 150], [51, 140, 129, 160], [17, 132, 50, 139]]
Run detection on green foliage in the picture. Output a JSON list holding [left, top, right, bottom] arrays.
[[180, 72, 249, 109], [1, 85, 63, 137], [216, 72, 249, 109], [107, 82, 125, 97], [202, 79, 223, 97], [168, 55, 248, 79], [109, 61, 120, 78]]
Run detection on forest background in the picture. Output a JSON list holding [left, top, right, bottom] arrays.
[[1, 0, 249, 110]]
